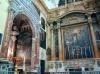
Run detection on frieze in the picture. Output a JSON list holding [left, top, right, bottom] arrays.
[[47, 0, 97, 20], [61, 13, 87, 26]]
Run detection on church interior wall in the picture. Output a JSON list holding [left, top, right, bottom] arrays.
[[0, 0, 100, 72]]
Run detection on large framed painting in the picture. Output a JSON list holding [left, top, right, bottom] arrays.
[[62, 24, 93, 60]]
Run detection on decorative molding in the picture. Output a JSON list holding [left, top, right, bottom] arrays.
[[59, 10, 86, 19]]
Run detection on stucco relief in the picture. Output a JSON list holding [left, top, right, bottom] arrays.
[[61, 13, 87, 26]]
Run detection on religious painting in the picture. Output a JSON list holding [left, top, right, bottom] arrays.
[[63, 24, 93, 60]]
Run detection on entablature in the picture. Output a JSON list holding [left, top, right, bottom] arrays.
[[46, 0, 97, 20]]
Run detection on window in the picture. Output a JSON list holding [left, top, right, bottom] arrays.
[[58, 0, 65, 6], [40, 29, 46, 49], [58, 0, 83, 6], [41, 17, 45, 30], [0, 33, 2, 44], [67, 0, 74, 3]]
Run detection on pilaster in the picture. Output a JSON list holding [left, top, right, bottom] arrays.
[[57, 21, 63, 61], [50, 23, 55, 61], [87, 14, 99, 58]]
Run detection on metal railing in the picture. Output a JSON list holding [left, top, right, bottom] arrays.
[[50, 71, 100, 74], [46, 58, 99, 71], [0, 71, 19, 74], [25, 72, 37, 74], [0, 71, 38, 74], [0, 71, 100, 74]]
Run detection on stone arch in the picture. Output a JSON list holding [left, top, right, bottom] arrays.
[[7, 0, 41, 71], [9, 0, 41, 37], [13, 13, 35, 37], [11, 14, 34, 71]]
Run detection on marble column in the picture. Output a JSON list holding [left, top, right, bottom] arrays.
[[57, 21, 63, 61], [88, 14, 100, 58], [51, 23, 55, 61]]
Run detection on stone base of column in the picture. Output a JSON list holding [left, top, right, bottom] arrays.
[[51, 48, 55, 61], [59, 48, 63, 61]]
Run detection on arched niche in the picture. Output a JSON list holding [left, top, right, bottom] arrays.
[[8, 14, 35, 71]]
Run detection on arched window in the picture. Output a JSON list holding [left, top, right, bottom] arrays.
[[58, 0, 83, 6], [41, 17, 45, 30], [67, 0, 74, 3], [58, 0, 65, 6]]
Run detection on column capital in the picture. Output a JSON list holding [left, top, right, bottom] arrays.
[[87, 14, 93, 23], [57, 19, 61, 23], [50, 23, 54, 30], [57, 22, 61, 29]]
